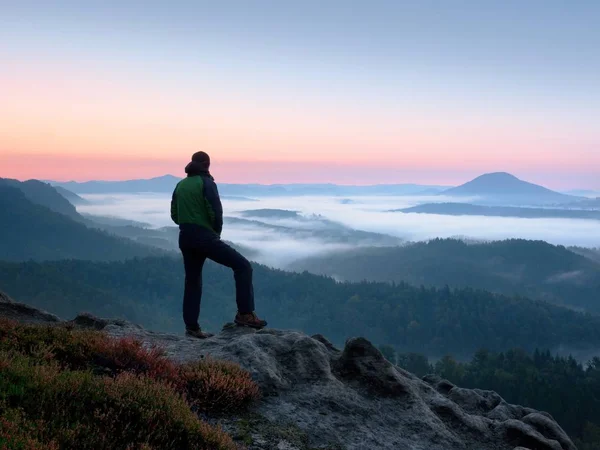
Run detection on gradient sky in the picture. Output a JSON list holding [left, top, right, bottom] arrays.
[[1, 0, 599, 188]]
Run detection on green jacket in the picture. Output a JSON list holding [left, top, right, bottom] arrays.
[[170, 170, 223, 235]]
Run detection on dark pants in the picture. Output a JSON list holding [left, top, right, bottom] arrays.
[[179, 225, 254, 329]]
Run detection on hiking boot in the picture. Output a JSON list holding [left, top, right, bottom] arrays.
[[234, 311, 267, 329], [185, 327, 214, 339]]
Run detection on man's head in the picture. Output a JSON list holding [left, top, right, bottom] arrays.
[[185, 151, 211, 176], [191, 151, 210, 169]]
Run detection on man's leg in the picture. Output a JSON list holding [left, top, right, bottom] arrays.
[[181, 248, 206, 329], [204, 239, 255, 313]]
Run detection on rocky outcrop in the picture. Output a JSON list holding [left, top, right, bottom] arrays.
[[0, 291, 60, 324], [0, 291, 13, 303], [0, 297, 577, 450], [73, 320, 580, 450]]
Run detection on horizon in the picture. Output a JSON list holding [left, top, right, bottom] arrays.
[[5, 163, 600, 190], [9, 170, 599, 192], [1, 1, 599, 189]]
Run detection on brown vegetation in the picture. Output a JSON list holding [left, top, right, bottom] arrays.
[[0, 319, 260, 449]]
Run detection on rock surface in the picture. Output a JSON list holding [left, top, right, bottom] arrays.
[[0, 293, 577, 450], [0, 291, 61, 324]]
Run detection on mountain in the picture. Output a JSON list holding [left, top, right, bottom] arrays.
[[2, 255, 600, 358], [441, 172, 579, 205], [0, 297, 576, 450], [50, 176, 448, 196], [0, 185, 164, 261], [49, 174, 181, 194], [0, 177, 83, 221], [0, 178, 183, 254], [291, 238, 600, 313], [396, 202, 600, 220]]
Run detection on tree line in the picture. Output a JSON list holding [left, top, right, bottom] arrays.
[[2, 256, 600, 359]]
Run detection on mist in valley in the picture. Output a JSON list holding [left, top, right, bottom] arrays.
[[77, 192, 600, 269]]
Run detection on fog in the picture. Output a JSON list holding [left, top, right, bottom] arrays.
[[78, 193, 600, 267]]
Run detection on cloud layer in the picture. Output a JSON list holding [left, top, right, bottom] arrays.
[[78, 193, 600, 268]]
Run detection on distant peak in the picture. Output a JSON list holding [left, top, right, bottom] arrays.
[[441, 171, 575, 203], [477, 172, 519, 180], [152, 174, 180, 180]]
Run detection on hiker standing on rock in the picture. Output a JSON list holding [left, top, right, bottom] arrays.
[[170, 151, 267, 338]]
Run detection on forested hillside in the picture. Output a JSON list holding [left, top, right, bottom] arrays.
[[53, 185, 89, 205], [0, 177, 82, 221], [0, 185, 163, 261], [2, 256, 600, 358], [572, 246, 600, 264], [292, 238, 600, 313]]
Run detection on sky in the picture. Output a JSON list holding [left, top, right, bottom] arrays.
[[1, 0, 599, 188]]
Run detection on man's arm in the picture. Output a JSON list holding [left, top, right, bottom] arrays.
[[170, 187, 179, 225], [203, 177, 223, 235]]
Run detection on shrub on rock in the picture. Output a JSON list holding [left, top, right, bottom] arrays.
[[181, 358, 261, 414]]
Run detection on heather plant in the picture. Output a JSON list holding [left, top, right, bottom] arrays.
[[0, 318, 106, 369], [0, 320, 261, 449], [91, 335, 181, 382], [0, 353, 235, 449], [0, 408, 58, 450], [182, 358, 261, 414], [0, 319, 180, 380]]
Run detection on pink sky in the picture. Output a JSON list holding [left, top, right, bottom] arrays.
[[1, 4, 599, 190], [2, 64, 597, 189]]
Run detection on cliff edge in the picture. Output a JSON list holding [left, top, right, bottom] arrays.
[[0, 293, 576, 450]]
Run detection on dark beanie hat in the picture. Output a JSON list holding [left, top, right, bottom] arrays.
[[191, 151, 210, 166]]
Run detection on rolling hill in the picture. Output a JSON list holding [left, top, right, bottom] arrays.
[[0, 178, 83, 221], [291, 238, 600, 313], [50, 176, 448, 196], [0, 178, 184, 253], [0, 185, 164, 261], [49, 174, 181, 194]]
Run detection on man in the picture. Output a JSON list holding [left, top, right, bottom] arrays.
[[171, 151, 267, 338]]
